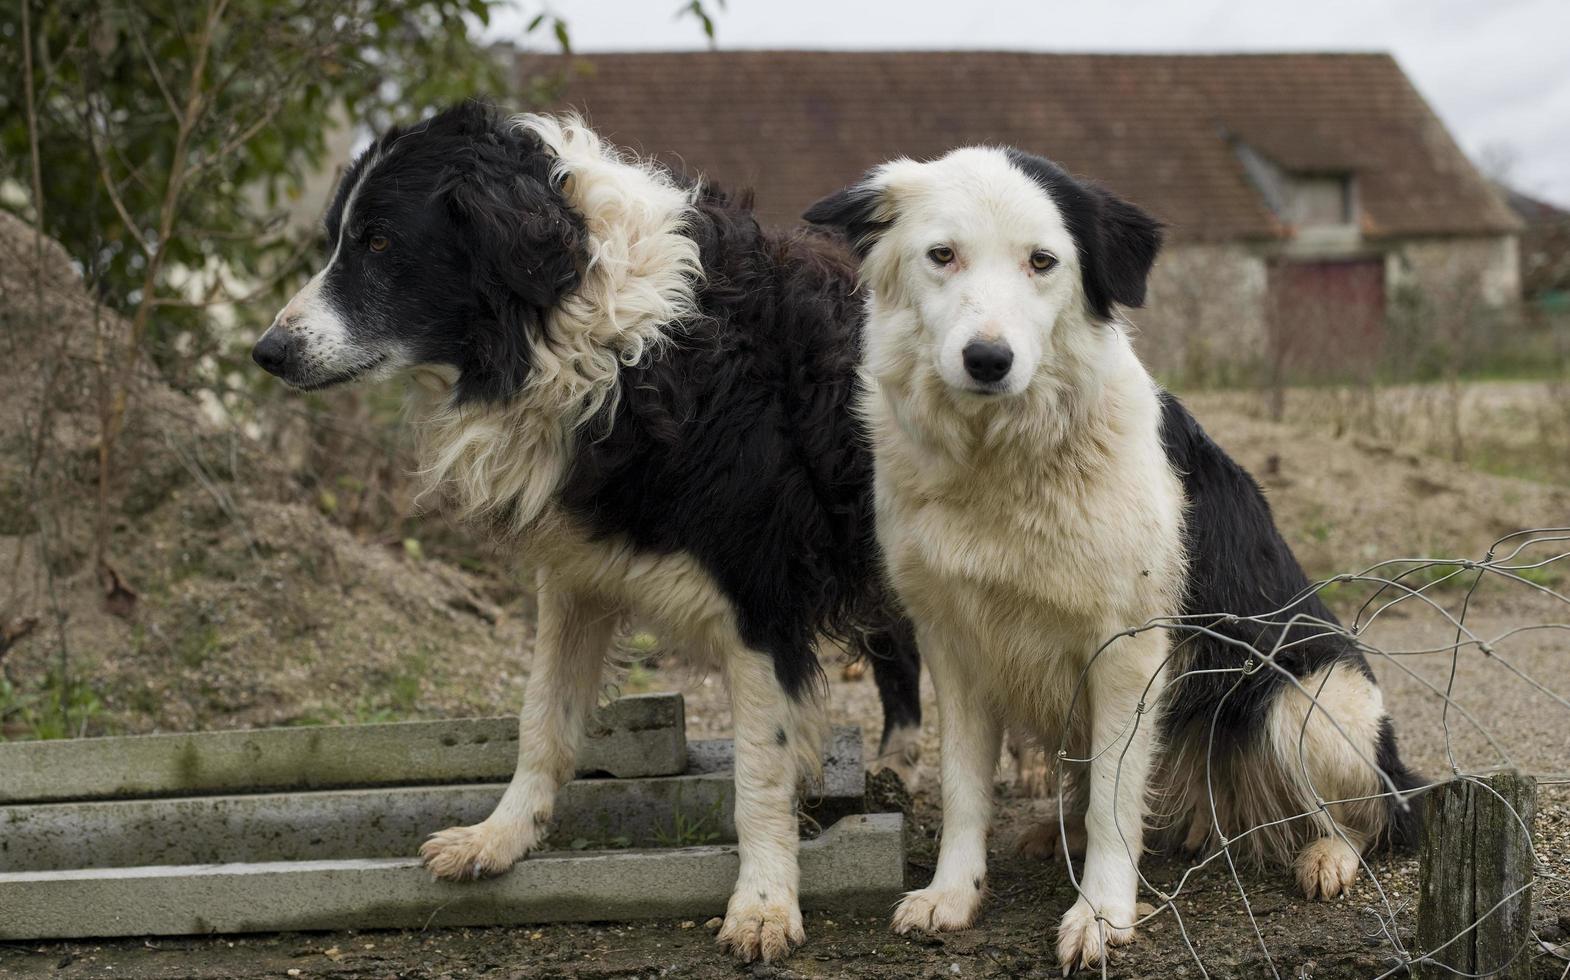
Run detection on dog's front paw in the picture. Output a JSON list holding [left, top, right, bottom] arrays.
[[891, 883, 984, 934], [1056, 898, 1135, 974], [419, 820, 534, 881], [715, 892, 804, 963], [1295, 836, 1360, 900]]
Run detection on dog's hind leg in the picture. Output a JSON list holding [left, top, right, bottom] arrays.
[[1015, 766, 1088, 862], [420, 580, 614, 880], [1267, 662, 1392, 900], [714, 646, 827, 963], [1005, 728, 1053, 798], [864, 617, 923, 789]]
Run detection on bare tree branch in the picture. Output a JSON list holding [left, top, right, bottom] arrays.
[[149, 235, 315, 311], [79, 98, 156, 261], [126, 8, 182, 120], [95, 0, 232, 567]]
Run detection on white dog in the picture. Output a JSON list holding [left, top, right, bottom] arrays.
[[806, 147, 1422, 973]]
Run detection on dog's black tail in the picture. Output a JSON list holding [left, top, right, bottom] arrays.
[[1375, 717, 1428, 851], [855, 612, 923, 758]]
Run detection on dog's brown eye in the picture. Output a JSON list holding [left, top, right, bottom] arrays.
[[368, 235, 390, 253], [928, 245, 955, 266], [1030, 250, 1057, 272]]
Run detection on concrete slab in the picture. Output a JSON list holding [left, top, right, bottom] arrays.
[[0, 813, 905, 939], [687, 724, 868, 831], [1, 731, 864, 872], [2, 748, 730, 871], [0, 693, 685, 804]]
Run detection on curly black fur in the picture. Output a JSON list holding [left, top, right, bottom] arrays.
[[295, 103, 922, 747], [1158, 392, 1424, 848], [559, 182, 920, 722], [319, 101, 589, 406]]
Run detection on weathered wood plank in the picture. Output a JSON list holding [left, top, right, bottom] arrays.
[[1415, 771, 1537, 980]]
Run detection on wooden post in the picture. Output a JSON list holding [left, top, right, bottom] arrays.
[[1415, 771, 1538, 980]]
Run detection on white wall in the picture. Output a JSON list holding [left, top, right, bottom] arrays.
[[1388, 234, 1521, 306], [1136, 243, 1270, 383]]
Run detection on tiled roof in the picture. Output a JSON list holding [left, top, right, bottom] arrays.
[[520, 51, 1521, 242]]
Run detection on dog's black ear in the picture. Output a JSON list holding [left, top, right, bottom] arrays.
[[1081, 186, 1163, 317], [1004, 148, 1163, 320], [804, 174, 892, 257], [441, 124, 587, 403], [445, 144, 585, 312]]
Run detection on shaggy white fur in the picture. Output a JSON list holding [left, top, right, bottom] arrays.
[[856, 148, 1184, 974], [848, 146, 1398, 972], [412, 114, 701, 534]]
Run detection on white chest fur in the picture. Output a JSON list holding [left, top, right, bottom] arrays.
[[866, 347, 1186, 725], [521, 509, 742, 663]]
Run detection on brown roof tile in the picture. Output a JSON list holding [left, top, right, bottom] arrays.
[[520, 51, 1521, 242]]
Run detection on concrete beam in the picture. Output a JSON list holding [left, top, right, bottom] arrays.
[[0, 813, 905, 940], [0, 693, 685, 804], [1, 730, 864, 872]]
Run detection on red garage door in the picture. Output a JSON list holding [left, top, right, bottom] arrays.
[[1267, 258, 1386, 378]]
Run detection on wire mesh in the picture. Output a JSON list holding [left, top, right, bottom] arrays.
[[1046, 527, 1570, 978]]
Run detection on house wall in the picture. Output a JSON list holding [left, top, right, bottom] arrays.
[[1136, 235, 1521, 383], [1135, 243, 1269, 384], [1387, 234, 1520, 306]]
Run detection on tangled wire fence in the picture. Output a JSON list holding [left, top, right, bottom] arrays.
[[1056, 527, 1570, 978]]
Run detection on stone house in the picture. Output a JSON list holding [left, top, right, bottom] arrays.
[[1503, 186, 1570, 308], [523, 51, 1522, 382]]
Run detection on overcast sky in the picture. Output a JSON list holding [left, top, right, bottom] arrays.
[[489, 0, 1569, 208]]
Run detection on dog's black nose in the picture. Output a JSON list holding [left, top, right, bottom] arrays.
[[962, 339, 1014, 384], [251, 328, 291, 375]]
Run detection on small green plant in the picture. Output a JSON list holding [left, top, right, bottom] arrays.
[[623, 663, 655, 694], [0, 670, 106, 741], [173, 623, 223, 668], [654, 798, 726, 848], [1301, 506, 1334, 544], [386, 668, 423, 715], [1508, 564, 1566, 589]]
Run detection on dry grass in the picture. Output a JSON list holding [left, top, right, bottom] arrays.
[[1192, 379, 1570, 487]]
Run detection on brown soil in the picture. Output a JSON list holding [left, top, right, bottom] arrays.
[[0, 212, 530, 737]]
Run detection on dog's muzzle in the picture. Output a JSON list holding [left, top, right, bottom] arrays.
[[251, 322, 295, 377], [961, 339, 1014, 386]]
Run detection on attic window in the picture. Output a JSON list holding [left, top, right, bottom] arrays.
[[1232, 140, 1359, 232], [1284, 173, 1356, 228]]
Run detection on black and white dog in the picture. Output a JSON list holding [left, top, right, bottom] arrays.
[[252, 102, 922, 963], [807, 149, 1423, 972]]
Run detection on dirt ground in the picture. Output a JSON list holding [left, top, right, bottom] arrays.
[[4, 218, 1569, 976], [4, 607, 1569, 979], [5, 541, 1569, 979]]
